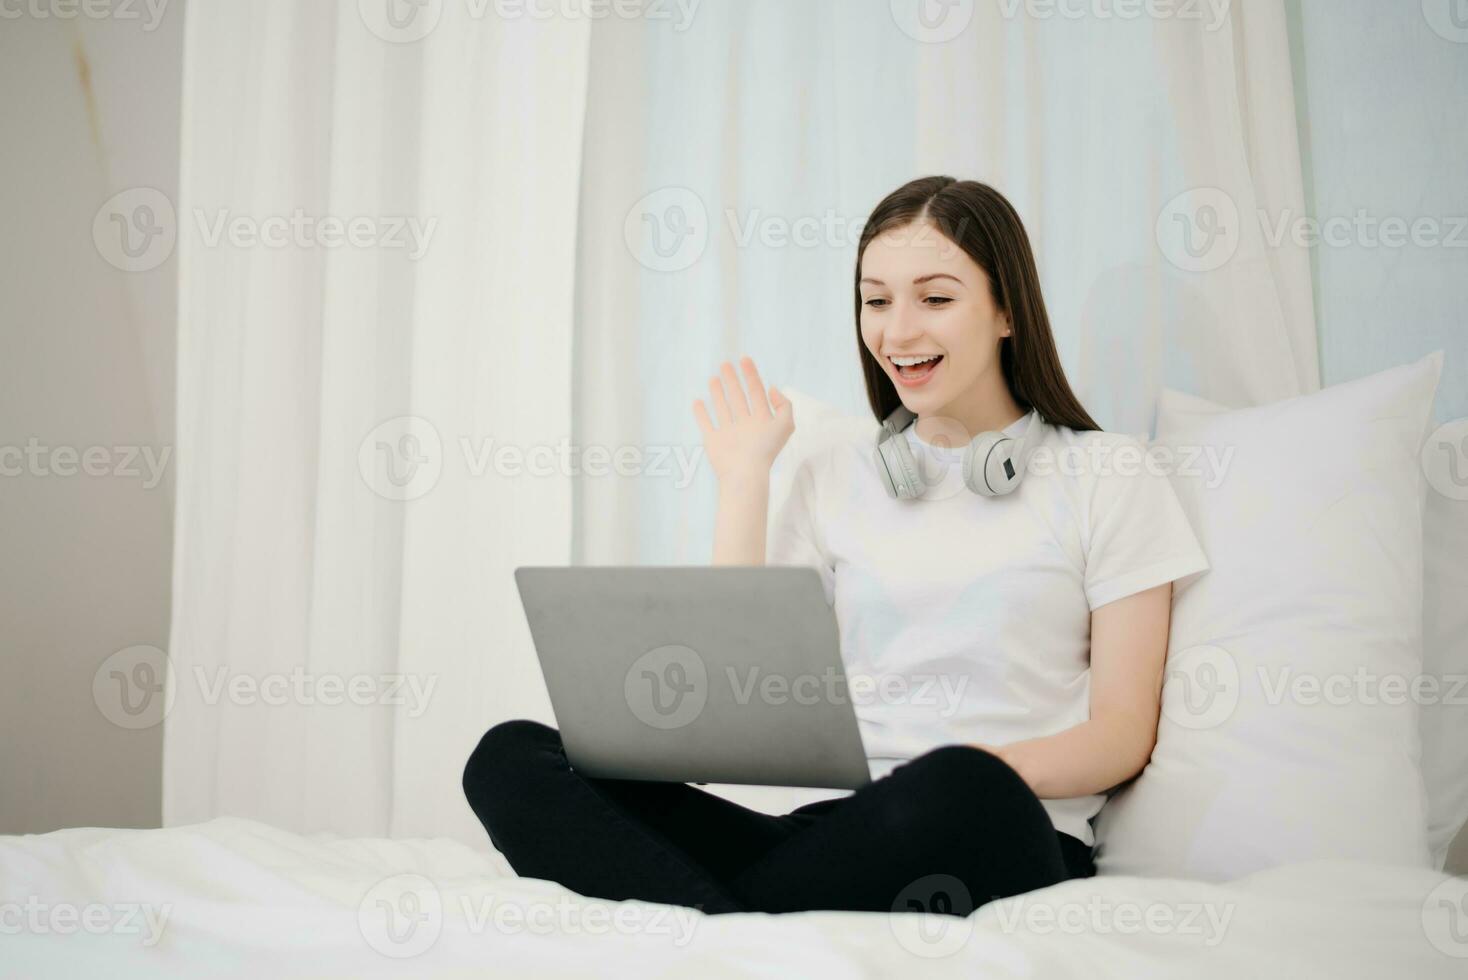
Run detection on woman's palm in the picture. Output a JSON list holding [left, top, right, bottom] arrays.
[[692, 356, 795, 480]]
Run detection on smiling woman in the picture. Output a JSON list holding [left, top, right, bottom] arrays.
[[465, 176, 1211, 916]]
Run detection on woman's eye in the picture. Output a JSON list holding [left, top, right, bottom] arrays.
[[924, 296, 953, 306], [864, 298, 889, 308]]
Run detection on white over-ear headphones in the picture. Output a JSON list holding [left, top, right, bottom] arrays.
[[873, 406, 1046, 499]]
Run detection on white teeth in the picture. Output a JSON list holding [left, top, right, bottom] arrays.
[[891, 354, 941, 367]]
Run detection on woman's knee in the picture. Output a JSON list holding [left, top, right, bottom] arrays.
[[882, 744, 1042, 829], [461, 719, 561, 808], [899, 744, 1025, 793]]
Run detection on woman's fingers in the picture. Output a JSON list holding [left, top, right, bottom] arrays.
[[708, 375, 732, 426], [720, 361, 750, 417], [692, 398, 714, 436], [703, 358, 783, 433], [740, 356, 770, 418], [769, 384, 789, 415]]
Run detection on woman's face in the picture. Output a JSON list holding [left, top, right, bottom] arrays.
[[858, 220, 1012, 423]]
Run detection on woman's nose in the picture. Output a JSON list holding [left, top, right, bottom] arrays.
[[885, 306, 923, 344]]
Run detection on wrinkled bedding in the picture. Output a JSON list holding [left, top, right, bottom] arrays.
[[1, 817, 1463, 978]]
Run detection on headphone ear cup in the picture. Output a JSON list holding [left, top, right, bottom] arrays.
[[875, 432, 925, 499], [963, 432, 1019, 497]]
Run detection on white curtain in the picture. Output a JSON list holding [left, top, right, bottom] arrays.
[[578, 0, 1319, 567], [166, 2, 588, 842], [168, 0, 1316, 842]]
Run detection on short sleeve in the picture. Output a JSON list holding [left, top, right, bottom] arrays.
[[767, 451, 837, 605], [1081, 434, 1210, 611]]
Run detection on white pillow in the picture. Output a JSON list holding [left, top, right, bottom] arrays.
[[1420, 427, 1468, 868], [1094, 352, 1444, 880], [1133, 381, 1468, 871]]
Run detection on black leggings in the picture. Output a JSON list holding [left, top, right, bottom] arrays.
[[462, 720, 1094, 915]]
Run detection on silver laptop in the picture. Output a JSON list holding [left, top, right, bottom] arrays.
[[514, 566, 871, 789]]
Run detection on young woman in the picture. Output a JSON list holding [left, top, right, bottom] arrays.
[[463, 176, 1208, 916]]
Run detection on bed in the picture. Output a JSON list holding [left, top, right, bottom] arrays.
[[2, 816, 1463, 978], [10, 362, 1465, 976]]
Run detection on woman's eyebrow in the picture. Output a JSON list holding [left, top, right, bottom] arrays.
[[858, 273, 964, 286]]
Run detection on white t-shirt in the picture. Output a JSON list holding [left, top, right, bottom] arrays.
[[767, 411, 1210, 846]]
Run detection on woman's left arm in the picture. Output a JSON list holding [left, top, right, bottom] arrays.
[[976, 581, 1173, 799]]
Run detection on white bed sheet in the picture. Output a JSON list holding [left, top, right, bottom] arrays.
[[1, 817, 1463, 978]]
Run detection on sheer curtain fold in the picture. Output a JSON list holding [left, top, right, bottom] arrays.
[[167, 1, 588, 843]]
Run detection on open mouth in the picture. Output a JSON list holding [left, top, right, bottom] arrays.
[[888, 354, 944, 385]]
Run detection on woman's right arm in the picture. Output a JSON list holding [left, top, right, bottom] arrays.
[[692, 356, 795, 566]]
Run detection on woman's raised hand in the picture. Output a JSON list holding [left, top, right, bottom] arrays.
[[692, 356, 795, 483]]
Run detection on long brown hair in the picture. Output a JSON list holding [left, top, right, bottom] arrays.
[[855, 176, 1100, 432]]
